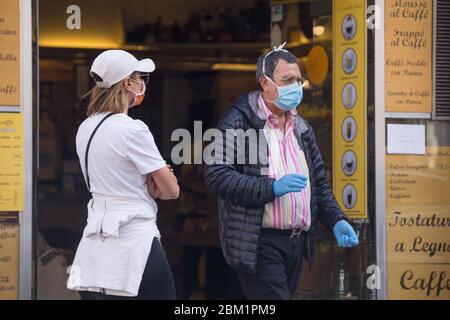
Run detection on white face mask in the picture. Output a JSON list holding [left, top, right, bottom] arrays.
[[126, 77, 146, 96], [126, 77, 146, 108]]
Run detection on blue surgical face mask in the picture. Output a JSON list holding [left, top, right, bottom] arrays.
[[265, 75, 303, 111], [262, 42, 303, 111]]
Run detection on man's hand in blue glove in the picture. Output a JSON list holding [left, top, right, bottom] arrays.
[[272, 173, 308, 198], [333, 220, 359, 248]]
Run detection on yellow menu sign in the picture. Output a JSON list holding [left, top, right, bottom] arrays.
[[385, 0, 433, 113], [0, 223, 19, 299], [0, 113, 24, 211], [386, 147, 450, 299], [0, 0, 20, 106], [332, 0, 367, 219]]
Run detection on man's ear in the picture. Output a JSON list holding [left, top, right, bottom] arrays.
[[259, 75, 269, 91]]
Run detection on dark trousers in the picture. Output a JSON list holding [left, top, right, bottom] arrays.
[[237, 229, 306, 300], [84, 237, 177, 300]]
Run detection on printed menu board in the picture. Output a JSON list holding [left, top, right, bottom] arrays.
[[386, 147, 450, 299], [0, 0, 20, 106], [333, 0, 367, 219], [385, 0, 433, 113], [0, 113, 24, 211]]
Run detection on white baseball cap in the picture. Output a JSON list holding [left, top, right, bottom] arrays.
[[90, 50, 156, 88]]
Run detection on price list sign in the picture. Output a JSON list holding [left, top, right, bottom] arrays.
[[0, 113, 24, 211]]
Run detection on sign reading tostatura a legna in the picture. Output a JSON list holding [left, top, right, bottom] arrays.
[[386, 147, 450, 299]]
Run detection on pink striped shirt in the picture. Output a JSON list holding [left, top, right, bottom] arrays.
[[256, 94, 311, 231]]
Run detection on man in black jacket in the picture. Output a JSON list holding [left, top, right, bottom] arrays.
[[203, 44, 359, 299]]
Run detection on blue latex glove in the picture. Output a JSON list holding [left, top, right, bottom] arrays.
[[333, 220, 359, 248], [272, 173, 308, 198]]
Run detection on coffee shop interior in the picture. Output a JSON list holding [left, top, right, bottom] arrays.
[[36, 0, 377, 300]]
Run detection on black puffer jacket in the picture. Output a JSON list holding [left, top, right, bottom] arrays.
[[204, 90, 348, 274]]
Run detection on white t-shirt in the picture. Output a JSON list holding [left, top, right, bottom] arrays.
[[76, 112, 166, 206], [68, 112, 167, 296]]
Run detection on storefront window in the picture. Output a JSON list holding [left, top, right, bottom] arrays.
[[1, 0, 448, 301], [271, 0, 376, 299]]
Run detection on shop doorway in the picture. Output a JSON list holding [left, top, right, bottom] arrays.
[[36, 0, 270, 300]]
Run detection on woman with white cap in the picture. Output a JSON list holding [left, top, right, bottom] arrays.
[[67, 50, 179, 300]]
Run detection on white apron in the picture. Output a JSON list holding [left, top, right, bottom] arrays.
[[67, 195, 160, 297]]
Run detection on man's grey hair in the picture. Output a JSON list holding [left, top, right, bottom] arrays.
[[256, 50, 299, 89]]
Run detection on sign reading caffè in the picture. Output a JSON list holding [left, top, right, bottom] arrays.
[[385, 0, 433, 113]]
